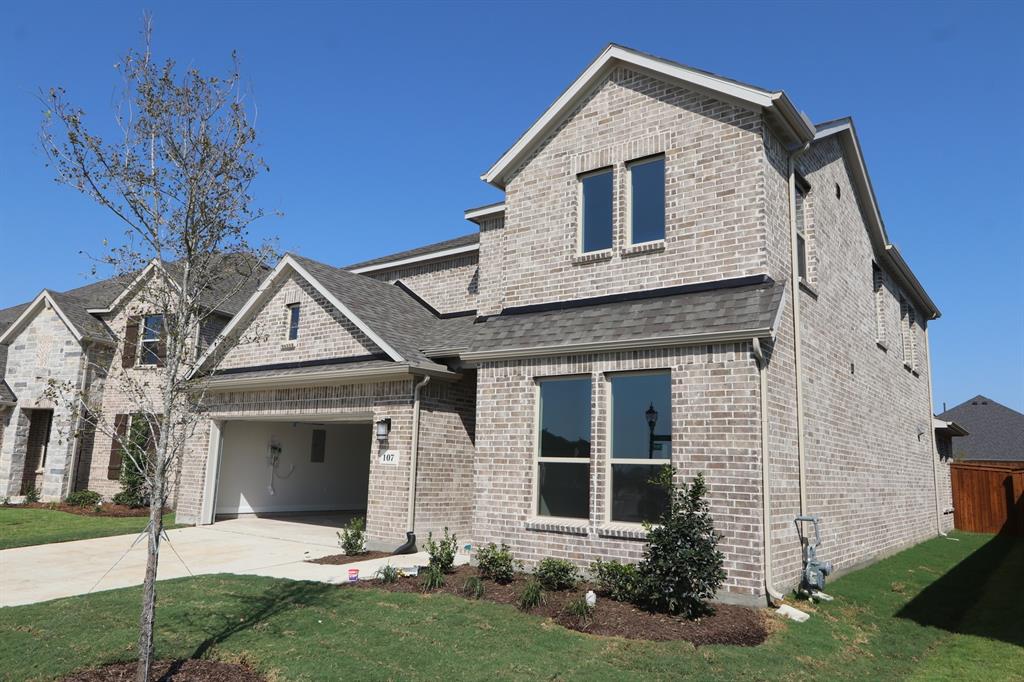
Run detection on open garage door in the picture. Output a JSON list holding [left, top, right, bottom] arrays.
[[214, 420, 372, 517]]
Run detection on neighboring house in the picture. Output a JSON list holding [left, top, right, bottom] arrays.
[[937, 395, 1024, 464], [2, 44, 950, 606], [0, 260, 263, 502]]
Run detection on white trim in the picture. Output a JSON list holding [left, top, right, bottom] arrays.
[[0, 290, 112, 346], [200, 419, 223, 524], [461, 327, 772, 362], [482, 44, 813, 188], [349, 244, 479, 274], [533, 375, 593, 522], [84, 260, 163, 314], [202, 364, 415, 390], [463, 202, 506, 223], [191, 254, 406, 377]]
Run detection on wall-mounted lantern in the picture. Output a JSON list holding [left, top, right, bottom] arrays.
[[376, 417, 392, 444]]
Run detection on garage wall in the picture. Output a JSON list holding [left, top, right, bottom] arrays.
[[216, 421, 371, 515]]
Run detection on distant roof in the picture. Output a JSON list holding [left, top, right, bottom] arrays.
[[345, 233, 479, 272], [937, 395, 1024, 461], [463, 277, 785, 361]]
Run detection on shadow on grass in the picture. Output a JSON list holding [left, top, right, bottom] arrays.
[[896, 533, 1024, 647]]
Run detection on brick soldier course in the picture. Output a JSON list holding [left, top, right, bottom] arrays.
[[0, 44, 948, 605]]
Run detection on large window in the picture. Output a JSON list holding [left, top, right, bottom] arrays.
[[579, 168, 613, 253], [139, 314, 164, 366], [609, 372, 672, 523], [536, 377, 591, 519], [795, 175, 810, 281], [628, 155, 665, 244]]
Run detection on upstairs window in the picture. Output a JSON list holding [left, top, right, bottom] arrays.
[[579, 168, 613, 253], [628, 155, 665, 244], [286, 303, 301, 341], [138, 314, 164, 366], [795, 174, 810, 281], [872, 263, 886, 345], [899, 295, 917, 368], [609, 371, 672, 523], [536, 377, 592, 519]]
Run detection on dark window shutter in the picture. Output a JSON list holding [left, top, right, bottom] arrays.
[[108, 414, 129, 479], [122, 318, 140, 368]]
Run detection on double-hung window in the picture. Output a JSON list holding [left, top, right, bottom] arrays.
[[286, 303, 301, 341], [579, 168, 613, 253], [536, 377, 591, 519], [138, 314, 163, 366], [628, 155, 665, 244], [795, 175, 810, 281], [609, 371, 672, 523]]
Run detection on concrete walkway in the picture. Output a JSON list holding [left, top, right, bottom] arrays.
[[0, 516, 466, 607]]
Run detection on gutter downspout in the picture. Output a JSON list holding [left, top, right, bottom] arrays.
[[395, 374, 431, 554], [788, 142, 811, 516], [753, 337, 785, 604], [923, 327, 946, 536]]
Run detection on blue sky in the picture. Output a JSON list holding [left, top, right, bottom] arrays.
[[1, 1, 1021, 412]]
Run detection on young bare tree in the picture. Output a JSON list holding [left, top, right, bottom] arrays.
[[40, 17, 276, 682]]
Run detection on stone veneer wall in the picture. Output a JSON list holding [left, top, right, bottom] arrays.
[[365, 254, 479, 315], [472, 345, 765, 600]]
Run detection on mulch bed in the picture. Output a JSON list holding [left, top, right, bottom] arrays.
[[62, 659, 265, 681], [307, 550, 392, 565], [351, 564, 769, 646], [14, 502, 165, 517]]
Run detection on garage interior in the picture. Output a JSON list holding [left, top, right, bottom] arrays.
[[213, 420, 372, 521]]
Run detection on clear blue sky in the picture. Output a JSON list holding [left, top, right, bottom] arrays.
[[1, 1, 1021, 412]]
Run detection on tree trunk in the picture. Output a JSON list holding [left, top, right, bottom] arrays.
[[135, 478, 164, 682]]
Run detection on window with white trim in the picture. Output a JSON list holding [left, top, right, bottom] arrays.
[[138, 314, 163, 366], [536, 377, 591, 519], [795, 174, 810, 282], [872, 262, 886, 346], [609, 371, 672, 523], [899, 295, 917, 368], [579, 168, 613, 253], [628, 155, 665, 245], [286, 303, 300, 341]]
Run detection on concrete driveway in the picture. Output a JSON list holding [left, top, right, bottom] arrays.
[[0, 516, 454, 607]]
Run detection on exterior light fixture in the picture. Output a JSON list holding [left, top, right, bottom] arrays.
[[376, 418, 392, 444]]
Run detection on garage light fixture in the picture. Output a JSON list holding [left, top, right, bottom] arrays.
[[376, 418, 392, 444]]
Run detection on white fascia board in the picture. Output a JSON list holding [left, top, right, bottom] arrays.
[[0, 290, 84, 345], [201, 364, 414, 391], [463, 202, 506, 223], [85, 260, 167, 315], [482, 44, 793, 188], [460, 327, 772, 362], [349, 244, 479, 274]]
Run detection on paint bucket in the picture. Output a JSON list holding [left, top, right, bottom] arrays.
[[348, 568, 359, 582]]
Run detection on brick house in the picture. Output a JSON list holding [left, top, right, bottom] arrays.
[[0, 45, 948, 605]]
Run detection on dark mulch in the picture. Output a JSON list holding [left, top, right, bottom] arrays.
[[62, 659, 265, 681], [15, 502, 166, 517], [351, 564, 768, 646], [307, 550, 392, 565]]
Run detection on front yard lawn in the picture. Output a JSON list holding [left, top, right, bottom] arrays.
[[0, 531, 1020, 680], [0, 507, 177, 550]]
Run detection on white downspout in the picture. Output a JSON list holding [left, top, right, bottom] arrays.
[[753, 337, 784, 604], [788, 142, 811, 516], [923, 327, 946, 536], [405, 375, 431, 533]]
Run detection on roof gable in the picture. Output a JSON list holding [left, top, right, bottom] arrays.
[[483, 43, 814, 189], [0, 289, 112, 347], [937, 395, 1024, 461]]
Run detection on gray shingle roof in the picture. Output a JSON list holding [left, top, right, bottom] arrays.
[[344, 233, 479, 271], [207, 358, 398, 384], [45, 290, 114, 342], [937, 395, 1024, 462], [466, 280, 785, 357]]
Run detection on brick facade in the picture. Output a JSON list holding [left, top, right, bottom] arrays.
[[365, 254, 479, 315]]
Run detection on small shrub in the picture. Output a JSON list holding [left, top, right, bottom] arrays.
[[591, 558, 639, 602], [421, 564, 445, 591], [65, 490, 102, 508], [114, 417, 152, 508], [1, 496, 9, 506], [633, 468, 726, 619], [375, 564, 400, 584], [425, 527, 458, 573], [462, 576, 485, 599], [23, 487, 41, 504], [517, 579, 544, 612], [534, 557, 580, 591], [337, 516, 367, 556], [476, 542, 517, 584], [563, 594, 594, 629]]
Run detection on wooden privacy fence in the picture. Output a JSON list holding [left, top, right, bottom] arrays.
[[950, 462, 1024, 535]]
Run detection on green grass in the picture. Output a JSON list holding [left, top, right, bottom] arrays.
[[0, 531, 1020, 681], [0, 508, 178, 550]]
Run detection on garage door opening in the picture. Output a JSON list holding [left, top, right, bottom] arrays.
[[213, 420, 372, 522]]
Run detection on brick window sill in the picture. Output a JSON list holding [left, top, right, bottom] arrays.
[[524, 517, 589, 535], [621, 240, 666, 258], [876, 340, 888, 352], [798, 278, 819, 299], [571, 249, 613, 266]]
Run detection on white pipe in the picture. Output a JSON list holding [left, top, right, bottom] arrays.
[[753, 337, 785, 604], [788, 142, 811, 516], [405, 375, 431, 532], [923, 327, 946, 536]]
